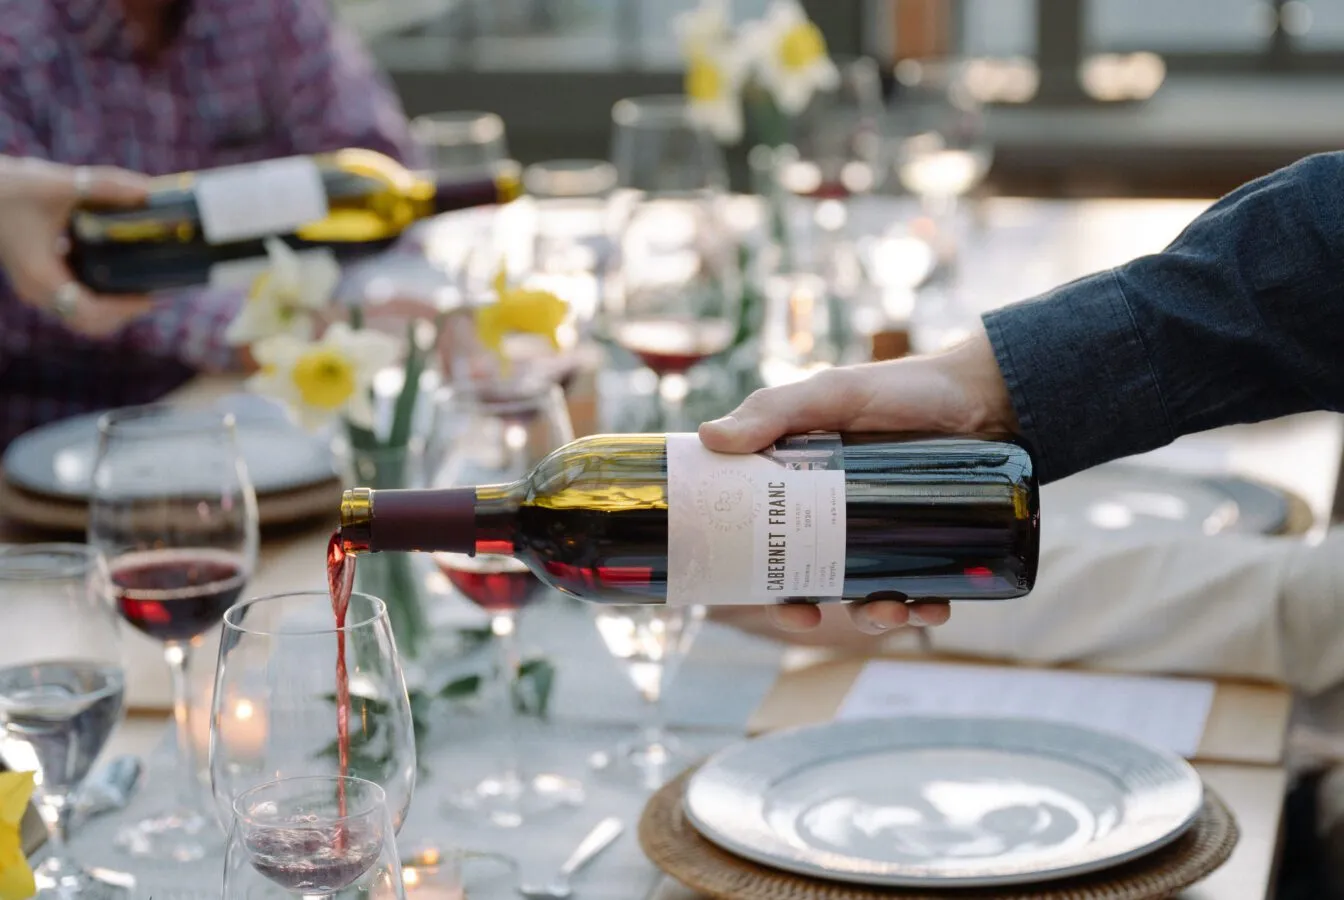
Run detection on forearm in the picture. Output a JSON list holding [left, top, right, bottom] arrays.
[[985, 152, 1344, 482], [918, 528, 1344, 693]]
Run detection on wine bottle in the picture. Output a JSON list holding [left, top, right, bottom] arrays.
[[69, 149, 522, 294], [340, 432, 1038, 606]]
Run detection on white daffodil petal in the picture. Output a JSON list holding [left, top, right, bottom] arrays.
[[300, 252, 343, 310], [264, 237, 304, 292], [675, 0, 730, 55], [348, 331, 404, 374], [344, 388, 377, 430]]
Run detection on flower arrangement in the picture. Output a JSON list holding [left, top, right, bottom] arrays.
[[0, 771, 35, 900], [677, 0, 840, 147]]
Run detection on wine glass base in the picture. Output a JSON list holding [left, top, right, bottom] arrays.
[[114, 806, 220, 863], [443, 772, 585, 829], [34, 863, 129, 899], [589, 733, 695, 790]]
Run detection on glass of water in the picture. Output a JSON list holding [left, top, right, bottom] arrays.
[[222, 776, 405, 898], [0, 544, 126, 898]]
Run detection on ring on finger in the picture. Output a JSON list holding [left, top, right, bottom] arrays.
[[72, 165, 94, 201], [50, 281, 82, 322]]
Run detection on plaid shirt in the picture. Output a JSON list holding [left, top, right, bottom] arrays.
[[0, 0, 417, 449]]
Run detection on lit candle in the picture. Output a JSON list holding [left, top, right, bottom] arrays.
[[401, 851, 465, 899]]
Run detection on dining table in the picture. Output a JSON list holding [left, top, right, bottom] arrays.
[[3, 195, 1342, 899]]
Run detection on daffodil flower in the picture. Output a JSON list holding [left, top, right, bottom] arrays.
[[247, 322, 401, 430], [674, 0, 730, 56], [745, 0, 840, 116], [225, 238, 341, 346], [685, 46, 749, 144], [475, 267, 569, 357], [0, 771, 35, 900]]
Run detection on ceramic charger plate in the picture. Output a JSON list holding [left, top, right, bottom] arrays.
[[683, 716, 1205, 889], [1, 395, 335, 499]]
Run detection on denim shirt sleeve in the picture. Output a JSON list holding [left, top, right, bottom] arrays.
[[982, 151, 1344, 484]]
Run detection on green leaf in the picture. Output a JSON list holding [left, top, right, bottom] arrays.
[[512, 656, 556, 719], [388, 318, 427, 450], [438, 674, 483, 700], [348, 304, 364, 331]]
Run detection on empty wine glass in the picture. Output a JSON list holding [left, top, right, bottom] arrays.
[[210, 592, 416, 835], [222, 776, 405, 899], [0, 545, 126, 898], [589, 605, 705, 790], [776, 56, 887, 244], [891, 58, 993, 217], [433, 381, 584, 827], [608, 96, 738, 430], [88, 404, 258, 862]]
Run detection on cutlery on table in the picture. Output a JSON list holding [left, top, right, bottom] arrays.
[[518, 816, 623, 899]]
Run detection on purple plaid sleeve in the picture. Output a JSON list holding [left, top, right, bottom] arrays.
[[121, 287, 246, 373], [272, 0, 423, 167]]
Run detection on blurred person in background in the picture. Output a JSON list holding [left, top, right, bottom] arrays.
[[0, 0, 417, 449]]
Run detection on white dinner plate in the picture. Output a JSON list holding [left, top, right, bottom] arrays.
[[2, 395, 336, 499], [1042, 463, 1288, 539], [684, 716, 1204, 889]]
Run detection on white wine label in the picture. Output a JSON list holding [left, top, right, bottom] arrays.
[[208, 247, 337, 289], [666, 433, 846, 606], [195, 157, 329, 245]]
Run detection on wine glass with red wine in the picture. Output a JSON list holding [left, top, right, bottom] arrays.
[[432, 381, 584, 827], [210, 591, 416, 836], [222, 775, 406, 898], [608, 95, 739, 430], [87, 404, 258, 862]]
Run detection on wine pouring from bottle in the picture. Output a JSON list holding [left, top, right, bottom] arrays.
[[69, 149, 523, 294], [340, 432, 1039, 606]]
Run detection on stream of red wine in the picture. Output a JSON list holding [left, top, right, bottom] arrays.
[[325, 532, 356, 836]]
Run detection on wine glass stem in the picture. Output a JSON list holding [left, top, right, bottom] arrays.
[[34, 793, 74, 868], [638, 667, 668, 753], [492, 614, 524, 788], [164, 641, 201, 811], [658, 373, 689, 431]]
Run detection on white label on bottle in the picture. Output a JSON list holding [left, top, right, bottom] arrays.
[[666, 433, 846, 606], [207, 247, 337, 289], [195, 157, 328, 245]]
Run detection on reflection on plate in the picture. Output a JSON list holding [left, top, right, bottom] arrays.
[[2, 396, 336, 499], [685, 717, 1204, 888], [1042, 463, 1288, 539]]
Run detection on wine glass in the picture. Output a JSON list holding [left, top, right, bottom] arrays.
[[222, 776, 405, 899], [890, 58, 993, 218], [776, 56, 887, 251], [432, 381, 584, 828], [87, 404, 258, 862], [608, 96, 738, 430], [0, 545, 126, 898], [588, 605, 705, 790], [210, 591, 416, 834]]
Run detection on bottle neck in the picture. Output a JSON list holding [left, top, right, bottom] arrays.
[[431, 167, 523, 215], [339, 483, 525, 556]]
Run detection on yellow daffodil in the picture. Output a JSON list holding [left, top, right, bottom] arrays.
[[0, 771, 35, 900], [675, 0, 748, 144], [745, 0, 840, 115], [225, 238, 340, 346], [475, 267, 569, 356], [247, 322, 401, 430]]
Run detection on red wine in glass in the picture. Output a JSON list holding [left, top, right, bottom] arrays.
[[110, 548, 247, 642], [244, 821, 382, 894], [326, 533, 356, 823], [435, 552, 545, 615], [612, 318, 734, 376]]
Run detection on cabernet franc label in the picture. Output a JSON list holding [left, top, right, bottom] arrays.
[[667, 433, 846, 606]]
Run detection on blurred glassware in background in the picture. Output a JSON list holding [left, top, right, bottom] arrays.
[[606, 95, 739, 431], [522, 158, 619, 326], [890, 59, 994, 218], [588, 604, 705, 792], [757, 271, 846, 387], [411, 110, 510, 176]]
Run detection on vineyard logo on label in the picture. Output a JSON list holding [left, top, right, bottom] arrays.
[[694, 467, 760, 532]]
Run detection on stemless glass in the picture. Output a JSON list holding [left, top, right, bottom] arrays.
[[432, 382, 584, 827], [410, 110, 509, 176], [0, 545, 126, 898], [588, 605, 705, 790], [210, 592, 416, 834], [88, 404, 258, 862], [222, 776, 405, 899], [608, 96, 738, 430]]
